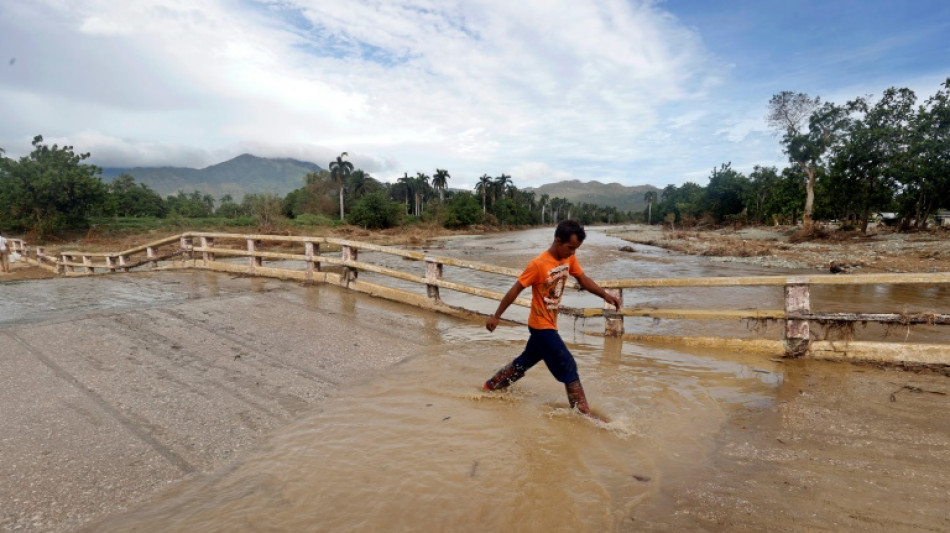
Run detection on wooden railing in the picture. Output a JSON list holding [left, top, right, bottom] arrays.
[[10, 232, 950, 366]]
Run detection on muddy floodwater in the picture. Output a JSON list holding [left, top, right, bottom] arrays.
[[4, 227, 950, 532]]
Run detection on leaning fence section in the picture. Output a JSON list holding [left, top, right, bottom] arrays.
[[10, 232, 950, 366]]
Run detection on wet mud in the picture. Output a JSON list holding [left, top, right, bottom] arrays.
[[3, 226, 949, 532]]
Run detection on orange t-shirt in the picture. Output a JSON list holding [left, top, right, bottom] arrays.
[[517, 250, 584, 330]]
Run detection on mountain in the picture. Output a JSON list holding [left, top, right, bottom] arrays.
[[528, 180, 661, 213], [100, 154, 323, 200]]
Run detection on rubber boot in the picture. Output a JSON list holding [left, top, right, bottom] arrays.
[[565, 380, 592, 415], [483, 363, 525, 391]]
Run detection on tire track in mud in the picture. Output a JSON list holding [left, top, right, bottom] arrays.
[[5, 331, 197, 475], [149, 306, 346, 386]]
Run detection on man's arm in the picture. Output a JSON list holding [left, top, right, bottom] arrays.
[[575, 273, 621, 310], [486, 280, 526, 332]]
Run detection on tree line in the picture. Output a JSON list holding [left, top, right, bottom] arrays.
[[0, 142, 638, 238], [2, 78, 947, 238], [652, 78, 950, 233]]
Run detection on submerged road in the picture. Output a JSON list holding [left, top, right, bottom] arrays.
[[0, 272, 457, 533]]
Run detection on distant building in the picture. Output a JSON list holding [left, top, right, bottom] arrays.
[[936, 210, 950, 227]]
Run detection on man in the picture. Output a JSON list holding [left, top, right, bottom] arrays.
[[483, 220, 621, 419]]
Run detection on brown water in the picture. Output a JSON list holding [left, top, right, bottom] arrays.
[[18, 226, 947, 532]]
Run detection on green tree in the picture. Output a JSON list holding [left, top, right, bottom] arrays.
[[442, 192, 482, 228], [347, 190, 403, 229], [703, 162, 749, 224], [0, 135, 106, 236], [328, 152, 354, 220], [899, 79, 950, 229], [346, 169, 382, 201], [106, 173, 167, 217], [242, 193, 283, 230], [768, 92, 848, 229], [830, 88, 914, 232], [493, 174, 512, 202]]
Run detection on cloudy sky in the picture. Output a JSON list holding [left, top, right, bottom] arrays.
[[1, 1, 948, 190]]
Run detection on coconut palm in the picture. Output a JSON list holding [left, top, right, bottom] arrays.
[[432, 168, 450, 203], [328, 152, 354, 220]]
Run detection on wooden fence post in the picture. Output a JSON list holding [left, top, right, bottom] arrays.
[[201, 237, 214, 265], [106, 256, 116, 273], [425, 258, 443, 301], [604, 288, 624, 336], [83, 255, 94, 274], [57, 252, 67, 275], [342, 245, 357, 285], [784, 279, 811, 356], [147, 246, 157, 268], [118, 255, 130, 273]]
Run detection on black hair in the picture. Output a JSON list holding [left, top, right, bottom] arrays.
[[554, 219, 586, 243]]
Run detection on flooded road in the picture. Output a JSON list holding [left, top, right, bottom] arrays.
[[4, 226, 949, 532]]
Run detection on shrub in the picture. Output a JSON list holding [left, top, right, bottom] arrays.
[[347, 191, 403, 229]]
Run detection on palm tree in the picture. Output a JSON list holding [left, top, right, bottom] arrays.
[[432, 168, 450, 203], [328, 152, 354, 220], [539, 194, 550, 224], [493, 174, 512, 203], [396, 172, 412, 214], [644, 190, 657, 224], [347, 169, 378, 200], [475, 174, 492, 214], [413, 172, 430, 216]]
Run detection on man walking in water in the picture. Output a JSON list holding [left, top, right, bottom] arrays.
[[483, 220, 621, 419]]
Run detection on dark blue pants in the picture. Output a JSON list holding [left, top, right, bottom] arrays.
[[511, 328, 579, 384]]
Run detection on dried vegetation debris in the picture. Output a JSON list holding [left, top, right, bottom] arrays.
[[611, 225, 950, 274]]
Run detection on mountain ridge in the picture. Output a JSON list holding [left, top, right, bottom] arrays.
[[528, 180, 660, 213], [101, 153, 323, 200]]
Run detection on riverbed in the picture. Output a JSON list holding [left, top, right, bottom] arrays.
[[3, 226, 949, 532]]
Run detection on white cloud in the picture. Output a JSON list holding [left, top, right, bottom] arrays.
[[3, 0, 940, 189]]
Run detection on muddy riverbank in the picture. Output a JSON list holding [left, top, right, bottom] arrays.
[[607, 224, 950, 274]]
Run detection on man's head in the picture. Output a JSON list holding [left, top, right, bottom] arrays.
[[551, 219, 586, 260], [554, 219, 586, 244]]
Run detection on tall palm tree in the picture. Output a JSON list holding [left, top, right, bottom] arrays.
[[413, 172, 430, 216], [397, 172, 412, 214], [475, 174, 492, 214], [493, 174, 512, 203], [328, 152, 354, 220], [644, 190, 657, 224], [347, 169, 378, 199], [539, 194, 550, 224], [432, 168, 450, 203]]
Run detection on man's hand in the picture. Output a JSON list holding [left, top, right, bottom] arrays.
[[605, 294, 622, 311], [486, 316, 499, 332]]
